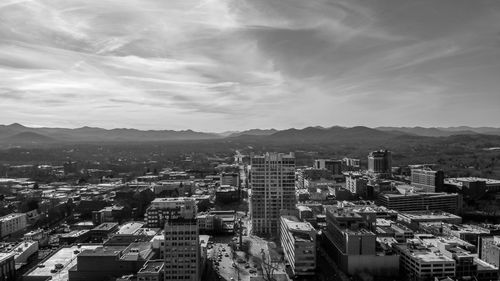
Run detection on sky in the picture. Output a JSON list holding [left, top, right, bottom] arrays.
[[0, 0, 500, 132]]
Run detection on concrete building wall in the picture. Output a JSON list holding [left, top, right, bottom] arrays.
[[346, 255, 399, 276], [480, 236, 500, 268]]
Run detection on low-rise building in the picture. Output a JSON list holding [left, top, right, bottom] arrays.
[[24, 244, 101, 281], [397, 211, 462, 230], [197, 210, 236, 234], [394, 239, 456, 281], [323, 206, 400, 277], [23, 229, 49, 247], [215, 185, 239, 203], [374, 219, 414, 242], [145, 197, 197, 228], [480, 236, 500, 269], [0, 213, 27, 238], [0, 241, 39, 269], [280, 216, 316, 277], [59, 230, 90, 245], [89, 222, 119, 242], [137, 260, 164, 281], [68, 243, 154, 281], [0, 253, 15, 281], [378, 190, 462, 214]]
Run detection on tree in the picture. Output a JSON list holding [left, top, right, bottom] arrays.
[[260, 249, 281, 281]]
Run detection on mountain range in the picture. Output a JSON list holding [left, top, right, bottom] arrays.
[[1, 123, 500, 146]]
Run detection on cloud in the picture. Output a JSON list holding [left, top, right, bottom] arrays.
[[0, 0, 499, 130]]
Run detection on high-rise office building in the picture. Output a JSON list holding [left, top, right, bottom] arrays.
[[368, 150, 392, 176], [250, 152, 296, 236], [161, 197, 200, 281]]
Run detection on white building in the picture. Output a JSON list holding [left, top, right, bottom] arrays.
[[0, 213, 27, 238], [145, 197, 197, 228], [280, 216, 316, 277], [395, 239, 456, 281]]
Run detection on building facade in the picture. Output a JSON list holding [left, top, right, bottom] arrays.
[[368, 150, 392, 176], [280, 216, 316, 277], [378, 192, 462, 214], [163, 219, 199, 281], [0, 253, 15, 281], [145, 197, 197, 228], [0, 213, 27, 238], [411, 169, 444, 193], [250, 153, 296, 236], [480, 236, 500, 269], [314, 159, 342, 177], [323, 206, 400, 276]]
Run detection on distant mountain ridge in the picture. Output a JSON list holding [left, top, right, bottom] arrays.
[[376, 126, 500, 137], [227, 129, 278, 138], [0, 123, 221, 144], [1, 123, 499, 146]]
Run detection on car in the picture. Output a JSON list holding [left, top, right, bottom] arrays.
[[237, 258, 245, 263], [214, 261, 219, 266], [225, 253, 229, 257], [249, 269, 257, 274], [245, 264, 250, 269], [55, 264, 64, 270], [221, 248, 226, 252], [37, 264, 45, 268]]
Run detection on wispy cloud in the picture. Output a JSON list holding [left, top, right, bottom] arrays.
[[0, 0, 499, 130]]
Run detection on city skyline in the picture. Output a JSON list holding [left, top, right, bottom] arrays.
[[1, 0, 500, 131]]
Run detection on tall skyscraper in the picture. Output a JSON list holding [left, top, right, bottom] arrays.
[[367, 150, 392, 176], [250, 152, 296, 236], [155, 197, 199, 281]]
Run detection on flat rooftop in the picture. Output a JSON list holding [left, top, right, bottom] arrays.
[[0, 213, 24, 222], [26, 245, 100, 281], [138, 260, 164, 273], [399, 211, 461, 220], [282, 216, 314, 232], [117, 222, 145, 235], [446, 177, 500, 185], [382, 192, 457, 198], [79, 246, 126, 257], [0, 253, 13, 263], [60, 230, 89, 238], [151, 197, 194, 203], [397, 243, 455, 263], [92, 222, 118, 232]]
